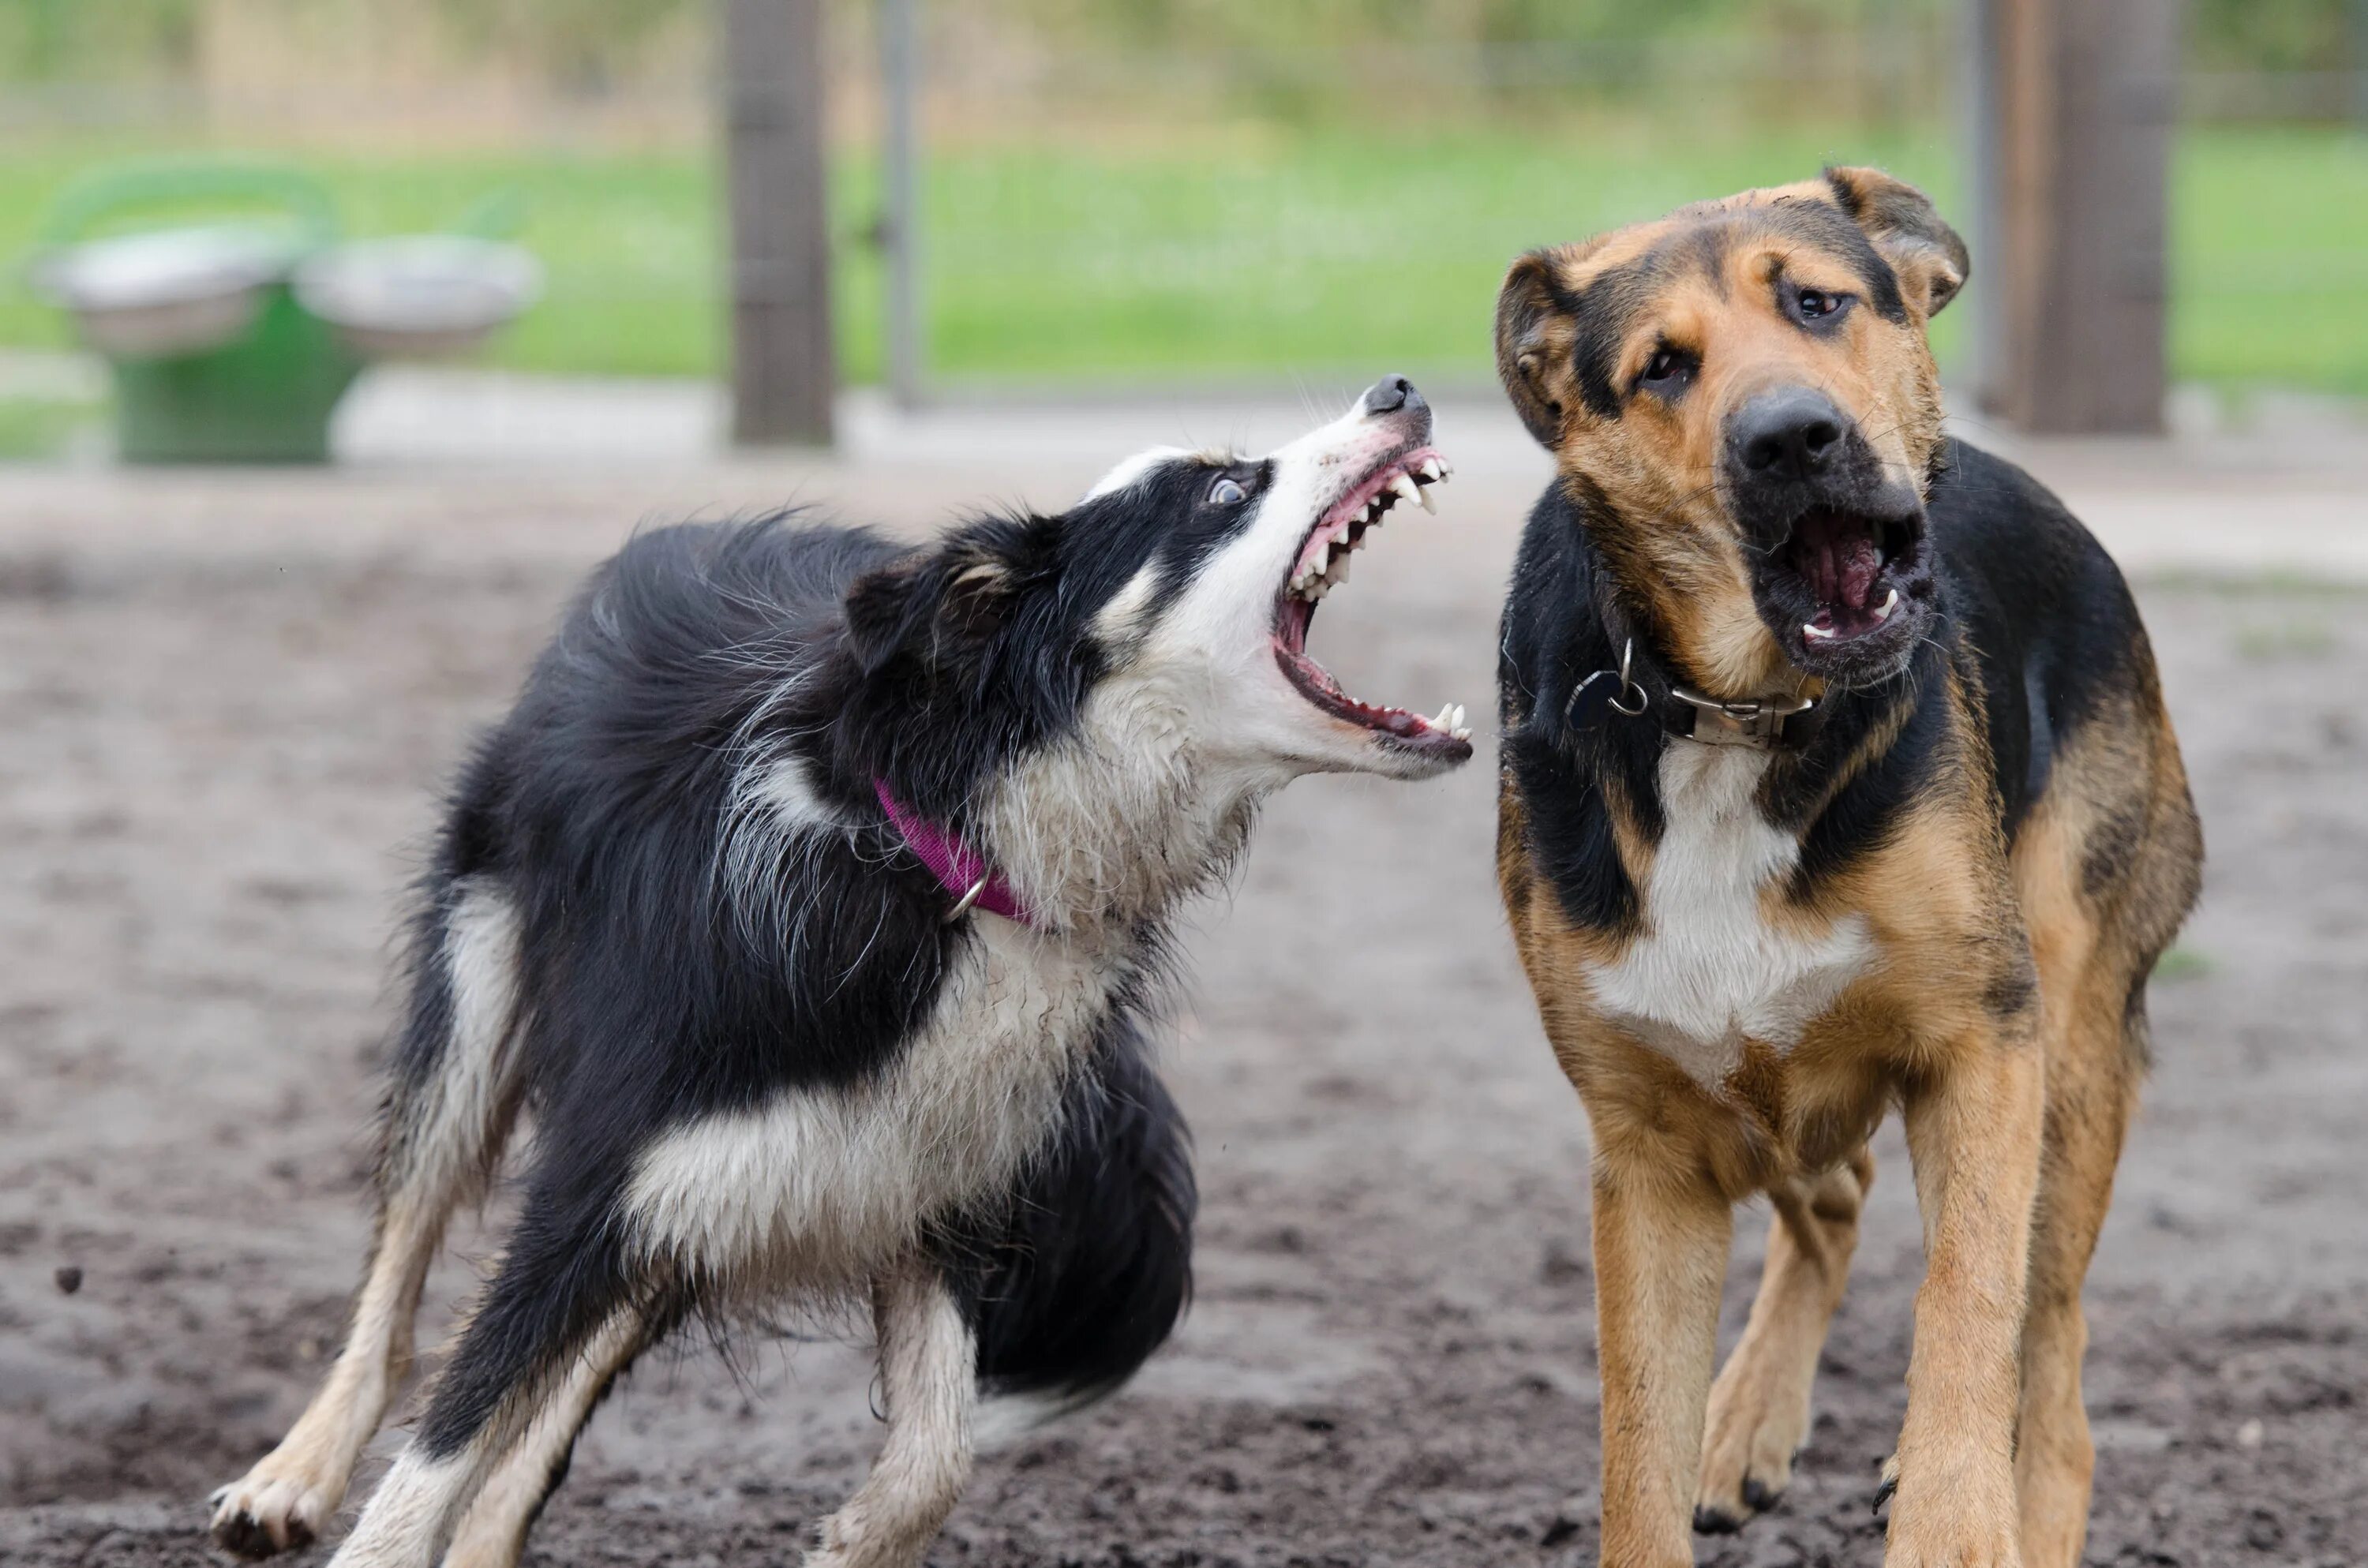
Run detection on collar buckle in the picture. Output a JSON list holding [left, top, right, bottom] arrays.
[[1669, 685, 1816, 748]]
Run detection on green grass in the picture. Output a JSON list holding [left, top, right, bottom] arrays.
[[0, 123, 2360, 391], [2175, 127, 2368, 395], [0, 392, 102, 458]]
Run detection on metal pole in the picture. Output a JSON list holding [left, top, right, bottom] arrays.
[[1963, 0, 2002, 411], [2352, 0, 2368, 129], [881, 0, 924, 409], [723, 0, 834, 447]]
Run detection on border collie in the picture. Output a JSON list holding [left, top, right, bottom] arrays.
[[208, 378, 1472, 1568]]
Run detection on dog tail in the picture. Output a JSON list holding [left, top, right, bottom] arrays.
[[940, 1011, 1196, 1417]]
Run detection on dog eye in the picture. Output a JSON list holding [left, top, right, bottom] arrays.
[[1796, 288, 1850, 321], [1639, 346, 1695, 394], [1208, 477, 1248, 507]]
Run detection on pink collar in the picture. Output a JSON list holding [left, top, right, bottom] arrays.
[[874, 780, 1035, 926]]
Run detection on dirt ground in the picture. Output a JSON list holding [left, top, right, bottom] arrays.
[[1, 436, 2362, 1568]]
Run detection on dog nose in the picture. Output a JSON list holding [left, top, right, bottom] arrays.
[[1360, 375, 1425, 417], [1730, 390, 1846, 480]]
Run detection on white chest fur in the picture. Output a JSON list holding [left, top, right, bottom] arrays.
[[1579, 742, 1872, 1087], [621, 917, 1112, 1289]]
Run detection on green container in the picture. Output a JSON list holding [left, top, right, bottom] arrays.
[[110, 284, 360, 463], [35, 162, 356, 465]]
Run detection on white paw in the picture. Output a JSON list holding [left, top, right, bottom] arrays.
[[210, 1465, 336, 1559]]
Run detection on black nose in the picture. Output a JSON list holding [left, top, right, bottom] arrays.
[[1730, 389, 1847, 481], [1360, 374, 1426, 417]]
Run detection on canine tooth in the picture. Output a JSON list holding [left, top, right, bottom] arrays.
[[1388, 473, 1422, 507], [1450, 703, 1467, 731], [1873, 587, 1900, 622], [1414, 483, 1437, 512], [1804, 622, 1837, 642]]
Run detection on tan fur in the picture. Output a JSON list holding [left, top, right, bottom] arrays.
[[1496, 174, 2200, 1568], [1696, 1151, 1872, 1526], [1499, 171, 1953, 702]]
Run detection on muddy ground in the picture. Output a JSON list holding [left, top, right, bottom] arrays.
[[0, 454, 2362, 1568]]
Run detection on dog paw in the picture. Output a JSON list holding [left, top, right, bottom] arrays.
[[1693, 1375, 1810, 1532], [1878, 1458, 2022, 1568], [801, 1522, 927, 1568], [208, 1466, 335, 1559]]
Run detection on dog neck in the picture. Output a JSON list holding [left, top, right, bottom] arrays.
[[978, 680, 1266, 939], [875, 780, 1036, 926]]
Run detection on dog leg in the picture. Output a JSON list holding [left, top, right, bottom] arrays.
[[213, 884, 527, 1559], [1885, 1035, 2044, 1568], [2014, 993, 2138, 1568], [1693, 1147, 1872, 1532], [328, 1299, 647, 1568], [438, 1309, 653, 1568], [807, 1263, 976, 1568], [1592, 1163, 1734, 1568]]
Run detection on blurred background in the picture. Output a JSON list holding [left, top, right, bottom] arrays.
[[0, 0, 2362, 457], [4, 8, 2366, 1567]]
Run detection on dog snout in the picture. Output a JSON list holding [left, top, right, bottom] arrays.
[[1359, 374, 1426, 419], [1729, 389, 1847, 483]]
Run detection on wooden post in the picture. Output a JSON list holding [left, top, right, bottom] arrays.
[[723, 0, 834, 446], [1973, 0, 2179, 434], [880, 0, 924, 409]]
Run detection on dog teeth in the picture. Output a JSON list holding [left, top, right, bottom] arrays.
[[1328, 552, 1351, 585], [1803, 622, 1837, 642], [1872, 587, 1900, 622], [1388, 473, 1422, 508], [1418, 458, 1443, 482]]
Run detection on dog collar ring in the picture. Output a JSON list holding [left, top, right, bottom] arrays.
[[1566, 637, 1650, 728], [942, 875, 989, 923]]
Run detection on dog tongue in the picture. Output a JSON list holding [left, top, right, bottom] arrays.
[[1812, 527, 1882, 611]]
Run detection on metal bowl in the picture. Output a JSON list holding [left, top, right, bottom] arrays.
[[294, 236, 542, 359], [31, 226, 295, 358]]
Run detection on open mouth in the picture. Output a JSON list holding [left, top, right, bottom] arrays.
[[1780, 506, 1924, 645], [1272, 446, 1472, 757]]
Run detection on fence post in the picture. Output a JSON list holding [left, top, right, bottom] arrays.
[[1974, 0, 2179, 434], [881, 0, 924, 409], [723, 0, 834, 447]]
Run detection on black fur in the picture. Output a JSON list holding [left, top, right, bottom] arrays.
[[392, 494, 1249, 1459], [935, 1010, 1197, 1406]]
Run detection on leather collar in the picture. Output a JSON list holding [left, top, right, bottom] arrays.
[[1564, 623, 1825, 752]]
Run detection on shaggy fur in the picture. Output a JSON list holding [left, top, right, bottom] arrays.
[[208, 384, 1471, 1568]]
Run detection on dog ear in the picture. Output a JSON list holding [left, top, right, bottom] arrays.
[[844, 545, 1017, 676], [1823, 166, 1969, 319], [1495, 249, 1578, 447]]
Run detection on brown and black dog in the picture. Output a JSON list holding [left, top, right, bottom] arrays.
[[1489, 169, 2201, 1568]]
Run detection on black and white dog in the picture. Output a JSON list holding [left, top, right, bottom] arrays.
[[208, 379, 1471, 1568]]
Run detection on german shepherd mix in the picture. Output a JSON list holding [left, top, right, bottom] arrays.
[[1491, 170, 2201, 1568], [207, 381, 1471, 1568]]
